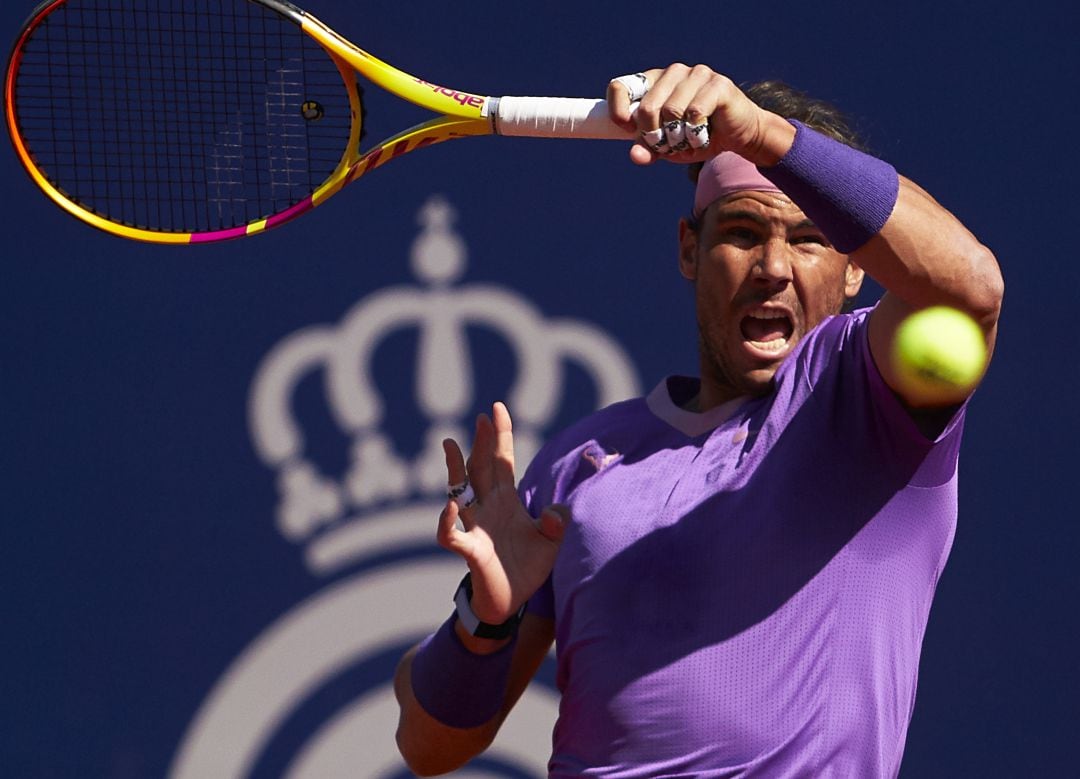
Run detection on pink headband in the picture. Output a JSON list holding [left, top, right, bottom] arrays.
[[692, 152, 784, 219]]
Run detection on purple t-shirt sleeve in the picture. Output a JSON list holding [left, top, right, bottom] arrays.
[[795, 306, 967, 488]]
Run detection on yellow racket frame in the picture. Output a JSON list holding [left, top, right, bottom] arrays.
[[5, 0, 501, 244]]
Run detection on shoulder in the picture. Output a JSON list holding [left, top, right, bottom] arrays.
[[517, 394, 653, 502], [759, 308, 870, 424], [531, 395, 651, 468], [778, 307, 872, 388], [779, 306, 968, 485]]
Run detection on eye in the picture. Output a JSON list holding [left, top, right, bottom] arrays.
[[720, 226, 760, 245], [791, 233, 829, 248]]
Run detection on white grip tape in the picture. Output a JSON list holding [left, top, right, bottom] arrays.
[[491, 96, 636, 140]]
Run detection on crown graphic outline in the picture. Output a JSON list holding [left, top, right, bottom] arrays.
[[247, 196, 640, 575]]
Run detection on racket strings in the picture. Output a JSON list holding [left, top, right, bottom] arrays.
[[11, 0, 354, 234]]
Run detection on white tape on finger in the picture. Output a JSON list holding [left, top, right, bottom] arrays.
[[664, 120, 688, 152], [457, 483, 477, 509], [612, 72, 650, 102], [448, 481, 476, 508], [686, 121, 710, 149], [642, 127, 668, 153]]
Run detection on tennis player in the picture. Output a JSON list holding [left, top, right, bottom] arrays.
[[393, 63, 1003, 777]]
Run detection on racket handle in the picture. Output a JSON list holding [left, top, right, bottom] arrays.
[[491, 96, 636, 140]]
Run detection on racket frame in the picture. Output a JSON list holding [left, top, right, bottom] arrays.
[[4, 0, 615, 243]]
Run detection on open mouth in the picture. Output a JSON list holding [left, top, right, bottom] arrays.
[[740, 310, 795, 354]]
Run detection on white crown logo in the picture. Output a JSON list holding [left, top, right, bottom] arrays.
[[248, 196, 640, 575]]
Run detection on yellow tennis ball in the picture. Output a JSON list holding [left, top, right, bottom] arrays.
[[891, 306, 988, 405]]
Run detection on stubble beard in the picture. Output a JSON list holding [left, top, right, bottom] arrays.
[[697, 320, 775, 403], [692, 265, 852, 405]]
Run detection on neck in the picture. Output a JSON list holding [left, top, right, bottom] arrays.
[[686, 367, 747, 413]]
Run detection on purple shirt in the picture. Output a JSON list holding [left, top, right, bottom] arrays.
[[520, 309, 965, 778]]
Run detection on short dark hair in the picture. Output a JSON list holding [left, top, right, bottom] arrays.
[[687, 80, 863, 186], [744, 80, 863, 149]]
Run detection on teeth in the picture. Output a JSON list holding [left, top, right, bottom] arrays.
[[743, 309, 792, 353], [748, 337, 789, 352]]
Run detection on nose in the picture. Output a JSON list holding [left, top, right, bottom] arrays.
[[752, 238, 794, 286]]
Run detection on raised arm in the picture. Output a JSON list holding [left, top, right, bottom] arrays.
[[858, 178, 1002, 405], [750, 114, 1004, 407], [608, 64, 1004, 407]]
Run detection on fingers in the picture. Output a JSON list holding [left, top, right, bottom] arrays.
[[462, 403, 517, 498], [491, 401, 516, 487], [442, 402, 516, 532], [443, 438, 477, 532], [635, 64, 708, 137], [443, 437, 467, 486], [536, 504, 569, 544], [635, 64, 719, 164], [436, 498, 476, 556], [465, 411, 495, 497], [606, 70, 657, 131], [610, 63, 743, 165]]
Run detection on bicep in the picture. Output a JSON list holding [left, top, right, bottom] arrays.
[[868, 295, 980, 441], [859, 174, 1002, 408], [867, 291, 918, 401], [868, 291, 997, 410]]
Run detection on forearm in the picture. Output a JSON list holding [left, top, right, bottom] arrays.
[[753, 115, 1002, 335], [393, 643, 502, 776], [857, 176, 1003, 329], [393, 613, 554, 775]]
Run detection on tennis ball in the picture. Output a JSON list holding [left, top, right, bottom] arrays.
[[890, 306, 988, 405]]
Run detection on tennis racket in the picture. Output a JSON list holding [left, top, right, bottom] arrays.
[[5, 0, 636, 244]]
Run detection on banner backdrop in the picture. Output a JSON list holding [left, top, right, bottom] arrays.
[[3, 1, 1077, 777]]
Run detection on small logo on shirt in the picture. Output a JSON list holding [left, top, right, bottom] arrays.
[[582, 445, 620, 472], [732, 426, 761, 445]]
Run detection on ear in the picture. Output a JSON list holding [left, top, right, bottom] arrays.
[[678, 218, 698, 281], [844, 260, 865, 298]]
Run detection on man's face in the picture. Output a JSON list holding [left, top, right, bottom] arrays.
[[679, 191, 864, 402]]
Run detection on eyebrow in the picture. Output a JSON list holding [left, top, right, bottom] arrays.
[[713, 208, 769, 225], [712, 209, 820, 231]]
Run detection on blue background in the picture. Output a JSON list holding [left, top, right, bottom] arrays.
[[3, 0, 1077, 776]]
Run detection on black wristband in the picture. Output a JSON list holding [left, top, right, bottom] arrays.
[[454, 573, 526, 640]]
